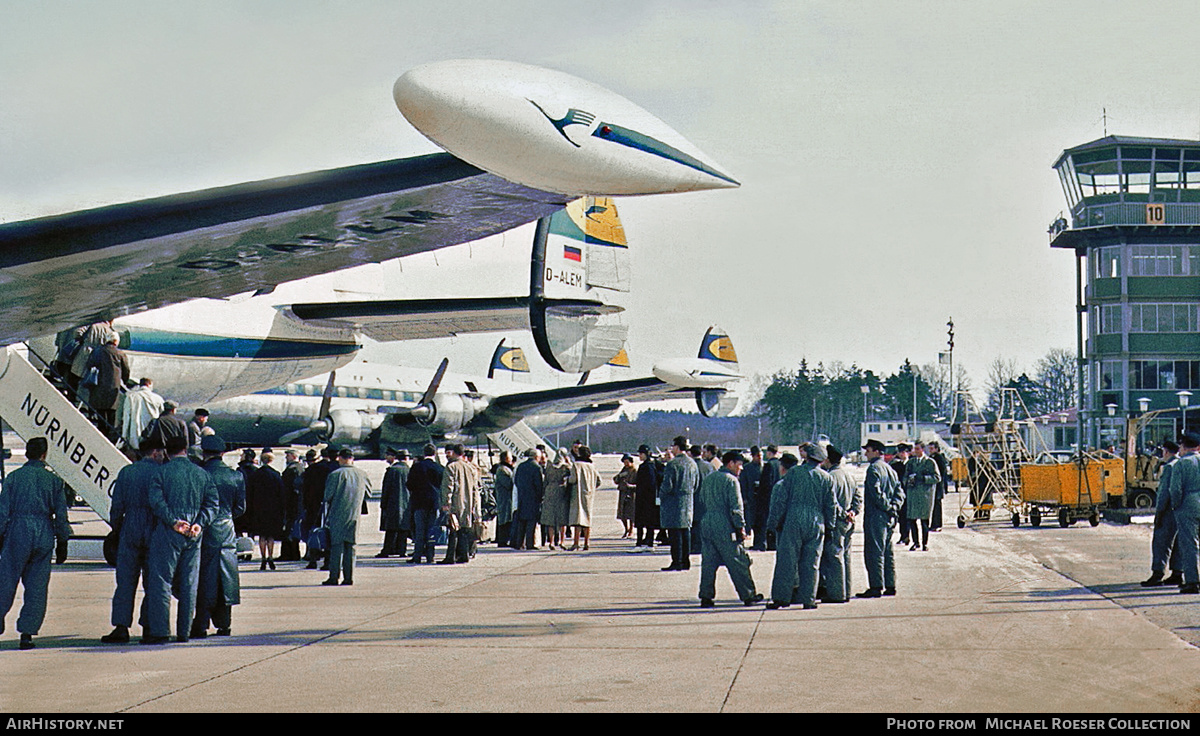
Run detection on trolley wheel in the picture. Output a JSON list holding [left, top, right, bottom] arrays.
[[1128, 491, 1154, 509], [1058, 509, 1070, 528], [1030, 508, 1042, 527], [1011, 512, 1021, 528], [1088, 513, 1100, 527], [956, 515, 966, 529]]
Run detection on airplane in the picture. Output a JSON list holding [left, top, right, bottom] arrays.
[[0, 59, 738, 523], [0, 59, 737, 352], [25, 193, 635, 405], [198, 326, 743, 457]]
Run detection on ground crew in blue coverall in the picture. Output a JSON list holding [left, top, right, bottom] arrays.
[[1168, 433, 1200, 595], [819, 444, 860, 604], [144, 435, 219, 643], [766, 442, 836, 610], [102, 437, 166, 644], [191, 435, 245, 638], [1142, 440, 1182, 588], [858, 438, 904, 598], [0, 438, 72, 650], [697, 451, 762, 608]]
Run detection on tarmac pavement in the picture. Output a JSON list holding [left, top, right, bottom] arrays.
[[1, 454, 1198, 712]]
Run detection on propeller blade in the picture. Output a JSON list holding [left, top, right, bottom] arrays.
[[577, 370, 590, 387], [419, 358, 449, 407], [318, 370, 337, 419]]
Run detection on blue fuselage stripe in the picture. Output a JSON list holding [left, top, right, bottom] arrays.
[[592, 124, 739, 185], [126, 328, 359, 360]]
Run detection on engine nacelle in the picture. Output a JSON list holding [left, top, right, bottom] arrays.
[[326, 409, 384, 446], [414, 393, 491, 435], [696, 388, 739, 418]]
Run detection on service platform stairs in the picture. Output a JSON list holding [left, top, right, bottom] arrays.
[[0, 345, 127, 523]]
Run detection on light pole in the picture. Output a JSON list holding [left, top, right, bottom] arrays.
[[1137, 397, 1150, 455], [1105, 403, 1118, 450], [1178, 390, 1192, 436], [860, 384, 870, 447]]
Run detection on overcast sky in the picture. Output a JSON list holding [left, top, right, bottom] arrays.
[[4, 1, 1200, 397]]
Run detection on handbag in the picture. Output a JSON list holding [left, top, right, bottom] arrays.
[[307, 526, 330, 553], [81, 366, 100, 387]]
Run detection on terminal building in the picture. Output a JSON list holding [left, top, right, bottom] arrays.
[[1050, 136, 1200, 449]]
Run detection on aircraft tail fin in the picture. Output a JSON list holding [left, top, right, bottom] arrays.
[[488, 339, 531, 379], [695, 326, 739, 417], [529, 196, 629, 373]]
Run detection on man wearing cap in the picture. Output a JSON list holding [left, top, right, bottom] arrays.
[[1167, 433, 1200, 594], [323, 448, 372, 585], [141, 402, 189, 450], [187, 409, 210, 464], [101, 437, 166, 644], [191, 435, 244, 638], [819, 444, 860, 604], [754, 445, 782, 551], [858, 439, 904, 598], [765, 443, 835, 610], [697, 451, 763, 608], [1143, 440, 1183, 587], [0, 438, 72, 650], [377, 448, 411, 558], [659, 436, 699, 571], [144, 435, 220, 643]]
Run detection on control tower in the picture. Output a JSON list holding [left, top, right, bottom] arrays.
[[1051, 136, 1200, 448]]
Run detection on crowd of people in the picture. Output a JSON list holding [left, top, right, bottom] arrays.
[[0, 412, 968, 648]]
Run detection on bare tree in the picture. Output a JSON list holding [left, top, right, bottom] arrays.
[[985, 356, 1021, 414], [1035, 348, 1077, 413]]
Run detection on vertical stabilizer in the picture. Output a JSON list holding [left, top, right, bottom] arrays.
[[695, 326, 740, 417], [488, 339, 530, 379], [529, 196, 630, 373]]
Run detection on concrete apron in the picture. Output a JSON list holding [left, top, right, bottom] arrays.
[[1, 456, 1198, 712]]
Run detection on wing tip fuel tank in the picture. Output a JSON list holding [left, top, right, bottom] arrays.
[[394, 59, 739, 197]]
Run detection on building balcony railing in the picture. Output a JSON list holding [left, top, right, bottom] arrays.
[[1071, 201, 1200, 229]]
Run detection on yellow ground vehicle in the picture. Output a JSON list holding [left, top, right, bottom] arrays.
[[1016, 457, 1121, 527]]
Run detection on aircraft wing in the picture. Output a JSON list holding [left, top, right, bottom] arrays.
[[285, 297, 620, 342], [0, 153, 569, 345], [488, 376, 688, 418]]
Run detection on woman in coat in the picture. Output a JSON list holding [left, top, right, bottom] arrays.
[[540, 450, 572, 549], [248, 450, 286, 569], [567, 446, 602, 550], [613, 454, 638, 539]]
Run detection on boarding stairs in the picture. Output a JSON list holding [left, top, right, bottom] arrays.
[[952, 389, 1038, 527], [0, 344, 128, 522]]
